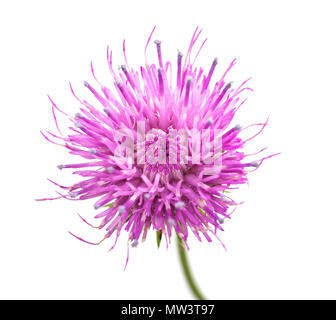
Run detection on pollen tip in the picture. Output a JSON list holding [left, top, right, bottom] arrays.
[[154, 40, 161, 45], [177, 50, 183, 57], [131, 239, 139, 248], [75, 113, 82, 118], [74, 121, 82, 129], [206, 117, 214, 124], [175, 201, 185, 209], [94, 203, 101, 210], [248, 161, 259, 168], [89, 148, 97, 154], [220, 193, 229, 200], [143, 193, 150, 199], [69, 191, 78, 198], [83, 81, 89, 88], [107, 166, 114, 174], [217, 216, 224, 224], [117, 205, 126, 214], [57, 164, 64, 170], [168, 218, 175, 226], [115, 79, 122, 87], [186, 76, 193, 84], [234, 124, 242, 131]]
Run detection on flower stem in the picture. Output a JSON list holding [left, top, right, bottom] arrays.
[[177, 235, 206, 300]]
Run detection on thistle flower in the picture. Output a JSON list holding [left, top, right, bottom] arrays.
[[39, 27, 277, 275]]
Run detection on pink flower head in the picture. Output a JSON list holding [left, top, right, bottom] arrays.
[[39, 27, 277, 265]]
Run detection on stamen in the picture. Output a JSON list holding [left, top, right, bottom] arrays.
[[177, 50, 183, 88], [116, 79, 133, 106], [103, 108, 110, 116], [117, 205, 126, 214], [69, 191, 79, 198], [217, 216, 224, 224], [120, 64, 135, 88], [175, 201, 185, 209], [213, 82, 232, 107], [77, 213, 101, 228], [157, 68, 164, 95], [204, 117, 214, 129], [68, 231, 106, 246], [202, 58, 218, 92], [74, 121, 83, 129], [154, 40, 163, 67], [107, 166, 114, 174], [184, 77, 192, 106], [115, 78, 122, 87], [131, 239, 139, 248], [246, 162, 259, 168], [168, 218, 175, 226], [220, 193, 229, 201]]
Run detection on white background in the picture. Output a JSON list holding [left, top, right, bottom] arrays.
[[1, 0, 336, 300]]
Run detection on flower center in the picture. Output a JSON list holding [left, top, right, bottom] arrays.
[[139, 128, 185, 183]]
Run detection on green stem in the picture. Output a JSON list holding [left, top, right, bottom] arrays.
[[177, 235, 206, 300]]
